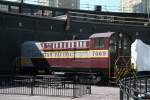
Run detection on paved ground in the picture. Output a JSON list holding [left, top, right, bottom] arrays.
[[0, 86, 120, 100]]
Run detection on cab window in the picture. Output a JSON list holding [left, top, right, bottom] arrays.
[[95, 38, 104, 48]]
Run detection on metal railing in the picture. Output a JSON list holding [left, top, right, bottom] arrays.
[[0, 0, 149, 27], [119, 75, 150, 100], [0, 75, 91, 98], [67, 12, 150, 26]]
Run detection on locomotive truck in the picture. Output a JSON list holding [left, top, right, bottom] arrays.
[[20, 32, 132, 83]]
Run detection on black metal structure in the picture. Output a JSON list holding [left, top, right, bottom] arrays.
[[119, 75, 150, 100], [0, 0, 150, 74], [0, 75, 91, 97]]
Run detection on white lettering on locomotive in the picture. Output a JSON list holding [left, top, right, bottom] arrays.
[[31, 50, 109, 58]]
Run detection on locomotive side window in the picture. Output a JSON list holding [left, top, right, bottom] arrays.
[[95, 38, 104, 48], [109, 36, 117, 54], [123, 36, 131, 55]]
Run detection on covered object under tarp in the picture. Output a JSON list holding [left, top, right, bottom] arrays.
[[131, 39, 150, 72]]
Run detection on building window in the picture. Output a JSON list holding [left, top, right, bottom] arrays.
[[95, 38, 104, 48], [72, 3, 74, 7]]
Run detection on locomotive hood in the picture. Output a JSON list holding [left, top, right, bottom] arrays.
[[21, 41, 43, 57]]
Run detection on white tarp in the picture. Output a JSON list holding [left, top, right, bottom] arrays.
[[131, 39, 150, 71]]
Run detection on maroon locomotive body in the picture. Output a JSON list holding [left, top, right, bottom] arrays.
[[21, 32, 131, 82]]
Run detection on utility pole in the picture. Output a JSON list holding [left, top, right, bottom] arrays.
[[19, 0, 23, 13], [147, 0, 150, 23]]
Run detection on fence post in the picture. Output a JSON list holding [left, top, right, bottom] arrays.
[[120, 85, 123, 100], [31, 75, 35, 95], [73, 78, 76, 98], [119, 78, 125, 100], [73, 75, 79, 98], [133, 79, 139, 100], [127, 77, 132, 100], [89, 79, 91, 94], [145, 78, 147, 93]]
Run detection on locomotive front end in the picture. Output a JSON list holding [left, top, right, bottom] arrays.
[[109, 32, 132, 82]]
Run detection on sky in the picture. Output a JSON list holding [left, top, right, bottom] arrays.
[[80, 0, 119, 12], [5, 0, 119, 12]]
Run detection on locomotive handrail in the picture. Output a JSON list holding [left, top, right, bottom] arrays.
[[115, 56, 131, 68], [114, 56, 136, 82]]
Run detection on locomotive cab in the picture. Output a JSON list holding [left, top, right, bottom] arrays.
[[89, 32, 131, 82], [109, 33, 131, 57], [109, 32, 131, 82], [90, 32, 131, 57]]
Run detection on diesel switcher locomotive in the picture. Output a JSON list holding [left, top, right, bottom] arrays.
[[20, 32, 131, 83]]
